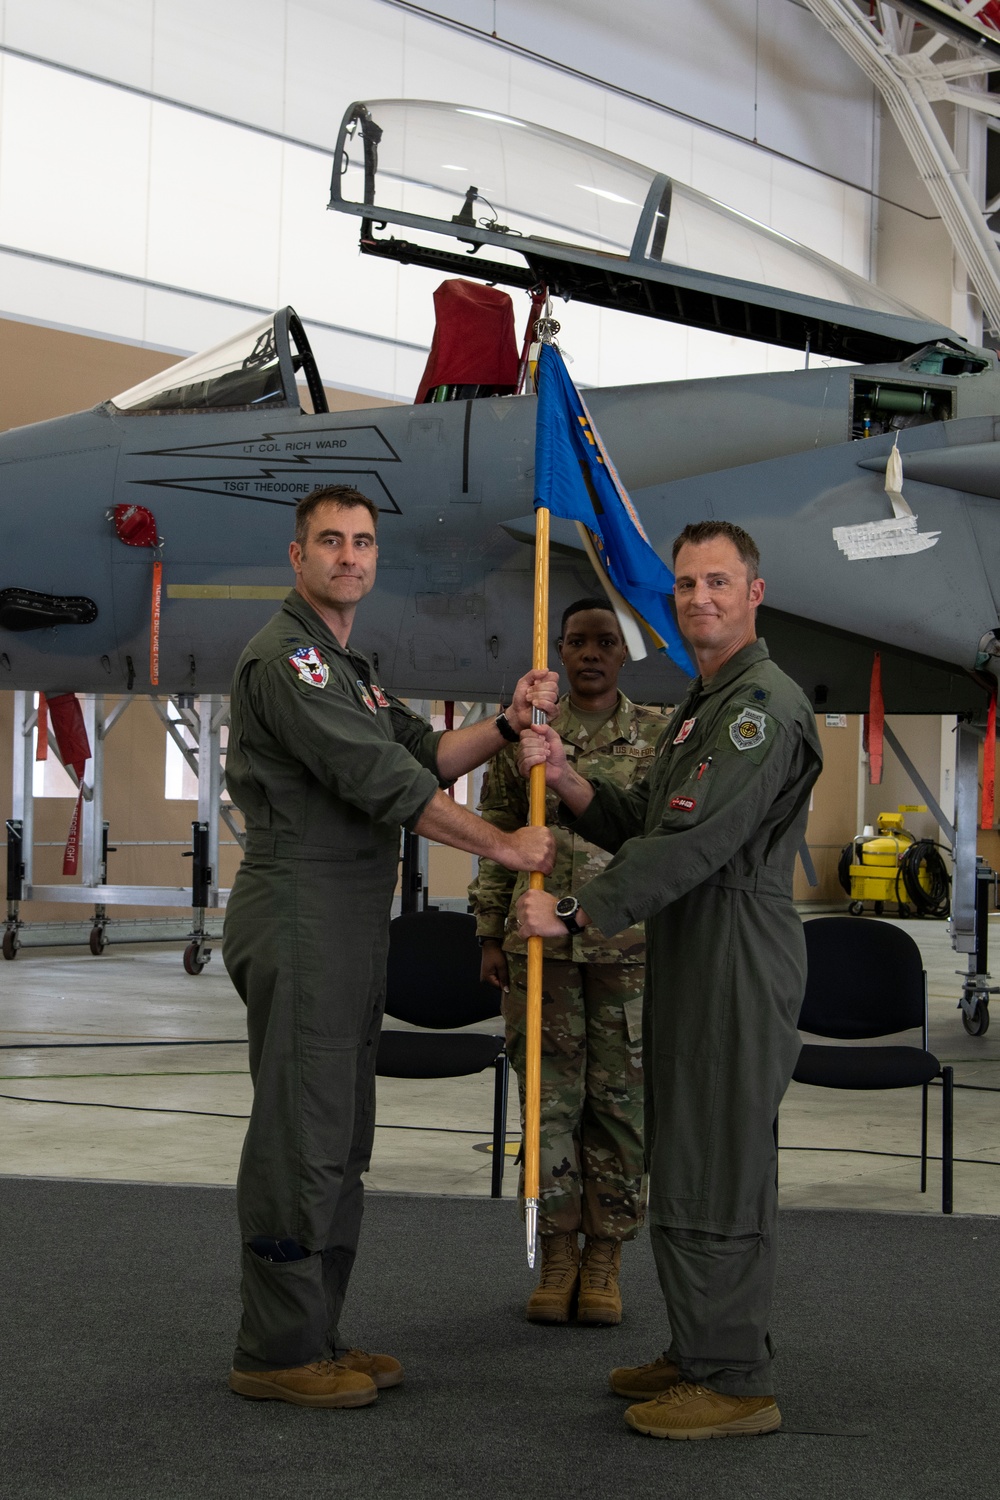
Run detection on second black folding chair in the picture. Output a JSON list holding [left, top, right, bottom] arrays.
[[793, 916, 954, 1214]]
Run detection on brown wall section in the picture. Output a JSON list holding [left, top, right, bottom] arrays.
[[794, 714, 862, 904], [0, 319, 183, 433]]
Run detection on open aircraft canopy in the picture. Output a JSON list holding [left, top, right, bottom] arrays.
[[329, 99, 962, 364]]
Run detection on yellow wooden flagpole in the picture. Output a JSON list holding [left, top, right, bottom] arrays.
[[524, 502, 550, 1268]]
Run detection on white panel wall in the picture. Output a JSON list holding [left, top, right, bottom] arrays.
[[0, 0, 878, 399], [418, 0, 876, 187]]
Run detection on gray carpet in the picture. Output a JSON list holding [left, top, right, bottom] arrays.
[[0, 1180, 997, 1499]]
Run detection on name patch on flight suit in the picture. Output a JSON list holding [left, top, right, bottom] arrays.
[[287, 646, 329, 688], [728, 707, 767, 751], [356, 680, 378, 714], [669, 795, 697, 811]]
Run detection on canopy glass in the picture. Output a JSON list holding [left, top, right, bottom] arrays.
[[332, 100, 918, 318], [112, 309, 327, 414]]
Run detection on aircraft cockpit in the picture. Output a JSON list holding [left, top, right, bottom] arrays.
[[327, 99, 955, 363], [110, 308, 329, 416]]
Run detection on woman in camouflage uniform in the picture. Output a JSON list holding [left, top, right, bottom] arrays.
[[470, 600, 670, 1325]]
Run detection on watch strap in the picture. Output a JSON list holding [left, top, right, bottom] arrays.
[[495, 711, 519, 743]]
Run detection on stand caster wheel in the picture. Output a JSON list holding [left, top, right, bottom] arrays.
[[962, 1001, 990, 1037], [183, 941, 208, 975], [2, 929, 19, 960], [898, 902, 912, 918], [873, 900, 884, 916], [848, 901, 864, 916], [89, 926, 107, 956]]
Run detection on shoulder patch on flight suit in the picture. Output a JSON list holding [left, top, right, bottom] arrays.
[[287, 645, 329, 688], [728, 707, 767, 751], [355, 679, 378, 714]]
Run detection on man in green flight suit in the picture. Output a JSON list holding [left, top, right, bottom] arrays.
[[469, 598, 670, 1325], [224, 484, 556, 1409], [517, 521, 822, 1441]]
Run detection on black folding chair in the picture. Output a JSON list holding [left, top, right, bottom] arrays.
[[793, 916, 954, 1213], [376, 909, 510, 1197]]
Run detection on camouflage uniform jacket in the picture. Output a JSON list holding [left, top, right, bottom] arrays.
[[469, 693, 671, 964]]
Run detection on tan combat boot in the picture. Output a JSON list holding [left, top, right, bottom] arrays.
[[228, 1359, 377, 1408], [525, 1232, 580, 1323], [624, 1383, 782, 1439], [577, 1237, 622, 1325]]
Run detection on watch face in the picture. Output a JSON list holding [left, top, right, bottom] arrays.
[[555, 897, 577, 918]]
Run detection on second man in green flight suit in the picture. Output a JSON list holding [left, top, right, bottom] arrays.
[[470, 599, 670, 1325]]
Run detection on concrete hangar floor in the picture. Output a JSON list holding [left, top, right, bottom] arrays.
[[1, 913, 998, 1498]]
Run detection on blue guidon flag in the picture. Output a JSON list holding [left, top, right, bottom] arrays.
[[534, 341, 694, 676]]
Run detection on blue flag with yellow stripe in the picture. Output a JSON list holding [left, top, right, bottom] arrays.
[[533, 341, 694, 675]]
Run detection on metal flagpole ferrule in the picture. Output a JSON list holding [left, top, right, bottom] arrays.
[[525, 1197, 539, 1269]]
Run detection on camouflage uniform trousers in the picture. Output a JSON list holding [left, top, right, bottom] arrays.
[[504, 953, 645, 1240]]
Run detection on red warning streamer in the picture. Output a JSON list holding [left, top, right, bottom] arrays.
[[150, 558, 163, 687], [112, 503, 162, 687], [62, 790, 84, 876], [868, 651, 884, 786], [36, 693, 48, 761], [982, 685, 997, 831]]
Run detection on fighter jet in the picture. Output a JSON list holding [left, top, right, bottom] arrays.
[[1, 98, 997, 717]]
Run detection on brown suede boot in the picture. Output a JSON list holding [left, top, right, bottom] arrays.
[[525, 1232, 580, 1323], [228, 1360, 377, 1408], [577, 1237, 622, 1325]]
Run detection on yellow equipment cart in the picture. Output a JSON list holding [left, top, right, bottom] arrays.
[[838, 809, 951, 918]]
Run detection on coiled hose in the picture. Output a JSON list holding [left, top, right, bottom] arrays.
[[897, 840, 951, 918]]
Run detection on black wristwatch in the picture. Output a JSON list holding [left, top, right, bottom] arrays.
[[555, 896, 585, 935], [495, 710, 520, 743]]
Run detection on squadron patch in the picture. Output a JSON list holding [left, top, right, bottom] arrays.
[[673, 717, 697, 745], [372, 685, 391, 709], [287, 646, 329, 688], [356, 679, 378, 714], [729, 707, 767, 751]]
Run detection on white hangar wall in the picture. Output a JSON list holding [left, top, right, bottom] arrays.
[[0, 0, 882, 400]]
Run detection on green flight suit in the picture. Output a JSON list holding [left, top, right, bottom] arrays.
[[567, 640, 822, 1396], [223, 590, 446, 1372], [469, 693, 669, 1238]]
